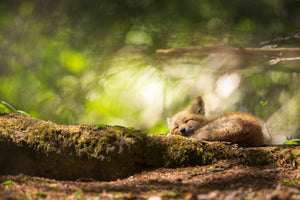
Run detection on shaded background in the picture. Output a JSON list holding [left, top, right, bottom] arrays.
[[0, 0, 299, 143]]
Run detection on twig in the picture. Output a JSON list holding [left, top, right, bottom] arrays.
[[156, 46, 300, 57], [269, 57, 300, 65], [260, 32, 300, 46]]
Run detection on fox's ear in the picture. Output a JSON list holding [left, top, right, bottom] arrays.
[[188, 96, 205, 115], [167, 117, 173, 128]]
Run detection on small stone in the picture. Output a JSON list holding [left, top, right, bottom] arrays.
[[148, 196, 162, 200]]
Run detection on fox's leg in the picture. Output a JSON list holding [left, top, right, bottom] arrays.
[[190, 119, 243, 142]]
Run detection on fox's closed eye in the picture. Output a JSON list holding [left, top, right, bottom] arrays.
[[172, 126, 178, 133], [185, 119, 192, 123]]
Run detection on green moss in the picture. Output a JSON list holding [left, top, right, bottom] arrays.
[[95, 124, 106, 130], [279, 148, 300, 167], [68, 127, 80, 135], [291, 149, 300, 158], [240, 149, 274, 166], [162, 136, 214, 167]]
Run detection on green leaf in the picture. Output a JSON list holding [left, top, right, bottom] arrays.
[[283, 179, 295, 187], [0, 104, 11, 113], [50, 183, 58, 188], [166, 190, 182, 198], [0, 101, 29, 115], [17, 110, 31, 116], [35, 192, 47, 198], [260, 101, 268, 106], [1, 180, 14, 186], [75, 189, 82, 195], [280, 139, 300, 146], [0, 101, 17, 113]]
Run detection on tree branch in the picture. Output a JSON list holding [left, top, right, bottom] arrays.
[[260, 32, 300, 46], [269, 57, 300, 65], [156, 46, 300, 57]]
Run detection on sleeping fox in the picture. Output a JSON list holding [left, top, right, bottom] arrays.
[[167, 96, 264, 146]]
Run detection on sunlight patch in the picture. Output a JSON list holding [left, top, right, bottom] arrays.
[[215, 73, 241, 98], [125, 29, 152, 46]]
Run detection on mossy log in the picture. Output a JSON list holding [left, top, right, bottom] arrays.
[[0, 113, 299, 181]]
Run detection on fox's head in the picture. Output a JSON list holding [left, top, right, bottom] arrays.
[[167, 96, 208, 136]]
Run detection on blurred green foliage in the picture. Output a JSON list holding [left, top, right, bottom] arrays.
[[0, 0, 299, 137]]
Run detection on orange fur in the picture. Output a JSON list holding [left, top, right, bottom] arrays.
[[167, 96, 264, 146]]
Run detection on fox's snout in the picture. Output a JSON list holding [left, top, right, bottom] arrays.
[[179, 126, 195, 136], [180, 127, 186, 134]]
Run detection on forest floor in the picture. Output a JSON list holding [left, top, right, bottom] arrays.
[[1, 157, 300, 200]]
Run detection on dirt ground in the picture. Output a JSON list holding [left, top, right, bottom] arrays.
[[1, 158, 300, 200]]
